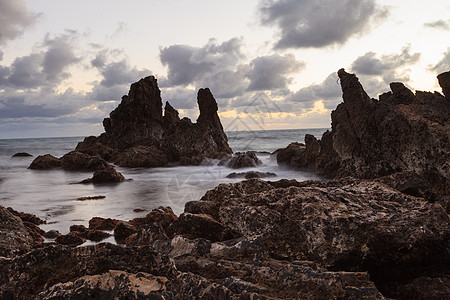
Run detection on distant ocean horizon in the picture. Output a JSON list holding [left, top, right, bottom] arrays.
[[0, 128, 328, 240]]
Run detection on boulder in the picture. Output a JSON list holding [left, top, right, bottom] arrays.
[[55, 233, 85, 246], [60, 151, 110, 171], [80, 167, 125, 184], [114, 221, 137, 244], [86, 230, 111, 242], [28, 154, 61, 169], [226, 151, 262, 169], [276, 142, 305, 165], [75, 76, 232, 167], [167, 213, 235, 242], [0, 205, 33, 257], [88, 217, 119, 231]]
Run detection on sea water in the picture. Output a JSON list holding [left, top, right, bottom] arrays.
[[0, 129, 327, 234]]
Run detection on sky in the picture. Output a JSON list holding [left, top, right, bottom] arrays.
[[0, 0, 449, 139]]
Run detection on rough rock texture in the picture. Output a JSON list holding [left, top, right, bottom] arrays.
[[276, 142, 305, 165], [0, 205, 33, 257], [279, 69, 450, 207], [75, 77, 232, 167], [226, 171, 277, 179], [225, 151, 262, 169], [28, 154, 61, 169], [191, 178, 449, 299]]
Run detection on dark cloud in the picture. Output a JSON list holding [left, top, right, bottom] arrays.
[[246, 54, 304, 91], [288, 72, 341, 109], [259, 0, 388, 49], [161, 87, 197, 110], [2, 32, 80, 89], [429, 48, 450, 74], [99, 60, 150, 87], [160, 38, 244, 86], [351, 46, 420, 83], [424, 20, 450, 30], [0, 0, 40, 41]]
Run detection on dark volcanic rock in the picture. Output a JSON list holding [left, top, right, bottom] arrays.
[[276, 142, 305, 165], [196, 178, 449, 298], [0, 205, 33, 257], [437, 71, 450, 98], [226, 171, 277, 179], [88, 217, 120, 231], [43, 230, 61, 239], [226, 151, 262, 169], [279, 69, 450, 202], [114, 221, 137, 244], [28, 154, 61, 169], [55, 233, 85, 246], [12, 152, 33, 157], [167, 213, 235, 242], [60, 151, 110, 171], [80, 167, 125, 184], [75, 76, 232, 167]]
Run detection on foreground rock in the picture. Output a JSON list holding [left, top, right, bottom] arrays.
[[75, 76, 232, 167], [0, 206, 33, 257]]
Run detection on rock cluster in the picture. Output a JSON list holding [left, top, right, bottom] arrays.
[[75, 76, 232, 167], [2, 174, 448, 299], [278, 69, 450, 210]]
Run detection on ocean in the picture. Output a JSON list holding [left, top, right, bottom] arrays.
[[0, 128, 327, 235]]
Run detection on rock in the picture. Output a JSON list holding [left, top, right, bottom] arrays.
[[198, 178, 449, 298], [12, 152, 33, 157], [6, 207, 45, 225], [88, 217, 119, 231], [125, 223, 168, 247], [437, 70, 450, 98], [75, 76, 232, 167], [226, 151, 262, 169], [129, 206, 178, 230], [69, 224, 88, 234], [86, 230, 111, 242], [114, 221, 137, 244], [112, 145, 168, 167], [76, 195, 106, 201], [0, 205, 33, 257], [81, 167, 125, 184], [226, 171, 277, 179], [167, 213, 235, 242], [0, 243, 178, 299], [276, 142, 305, 165], [28, 154, 61, 169], [60, 151, 110, 171], [55, 233, 85, 246], [291, 134, 320, 170], [39, 270, 171, 299], [43, 230, 61, 239]]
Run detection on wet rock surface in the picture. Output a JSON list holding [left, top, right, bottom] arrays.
[[226, 171, 277, 179], [225, 151, 262, 169], [75, 76, 232, 167]]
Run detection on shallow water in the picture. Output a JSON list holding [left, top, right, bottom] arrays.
[[0, 129, 327, 234]]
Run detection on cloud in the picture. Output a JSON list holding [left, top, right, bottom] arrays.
[[2, 31, 81, 89], [0, 50, 3, 61], [259, 0, 388, 49], [0, 0, 40, 41], [247, 54, 305, 91], [160, 38, 244, 86], [350, 45, 421, 83], [424, 20, 450, 30], [99, 60, 150, 87], [429, 48, 450, 74], [288, 72, 341, 108]]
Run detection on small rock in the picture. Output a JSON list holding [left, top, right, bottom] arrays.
[[12, 152, 33, 157], [88, 217, 119, 231], [55, 233, 85, 246], [43, 230, 61, 239], [226, 171, 277, 179], [28, 154, 61, 169], [114, 221, 137, 244], [226, 151, 262, 169], [86, 230, 111, 242]]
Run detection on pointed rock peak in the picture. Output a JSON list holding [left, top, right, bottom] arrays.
[[125, 75, 162, 121], [389, 82, 415, 104], [337, 68, 371, 105], [197, 88, 220, 126], [437, 71, 450, 98], [163, 101, 180, 123]]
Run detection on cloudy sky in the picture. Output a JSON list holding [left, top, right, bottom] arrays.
[[1, 0, 449, 138]]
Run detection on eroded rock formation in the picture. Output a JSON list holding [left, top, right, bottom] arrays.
[[280, 69, 450, 209], [76, 76, 232, 167]]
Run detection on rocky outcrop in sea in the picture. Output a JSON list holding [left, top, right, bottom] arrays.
[[75, 76, 232, 167]]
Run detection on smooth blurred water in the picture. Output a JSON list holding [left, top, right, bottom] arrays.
[[0, 129, 328, 234]]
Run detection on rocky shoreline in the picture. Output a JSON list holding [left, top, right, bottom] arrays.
[[1, 70, 449, 299]]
